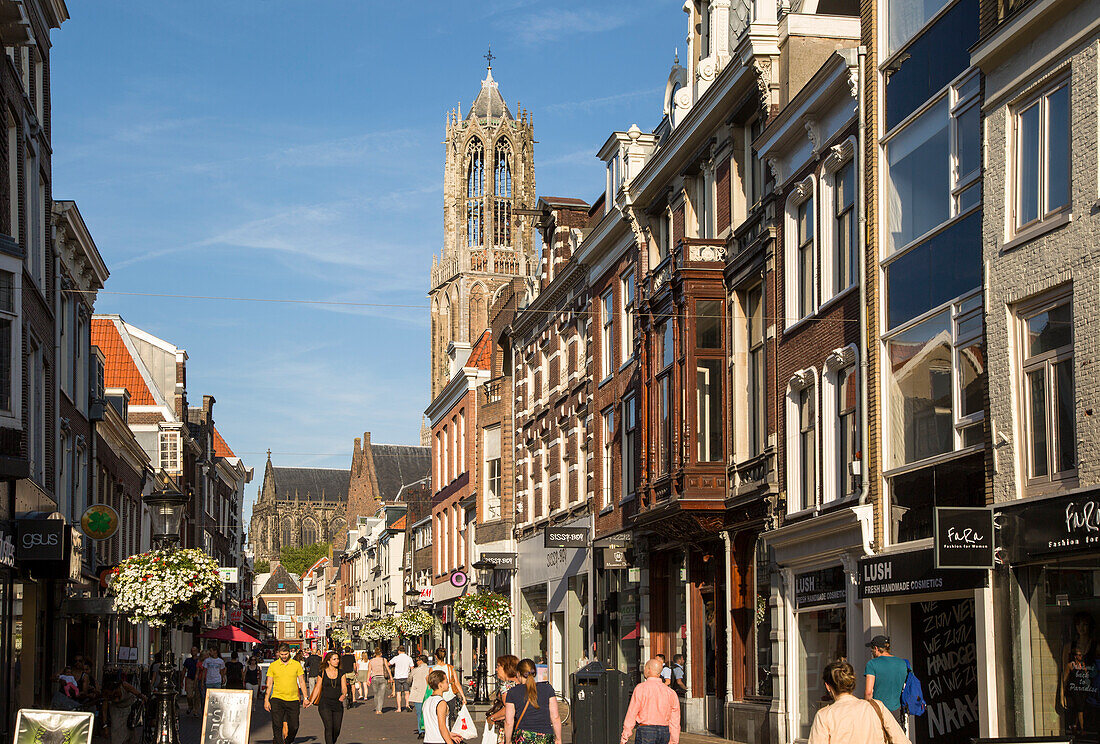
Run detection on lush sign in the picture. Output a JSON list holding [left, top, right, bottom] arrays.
[[794, 566, 847, 608], [858, 548, 985, 600]]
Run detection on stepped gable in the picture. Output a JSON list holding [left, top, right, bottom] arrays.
[[271, 465, 350, 502]]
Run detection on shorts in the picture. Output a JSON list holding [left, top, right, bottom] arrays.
[[356, 670, 371, 683], [346, 672, 360, 684], [395, 678, 411, 693]]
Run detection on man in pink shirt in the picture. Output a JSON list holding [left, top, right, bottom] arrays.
[[621, 658, 681, 744]]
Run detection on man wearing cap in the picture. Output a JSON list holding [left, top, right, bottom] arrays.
[[864, 635, 909, 726]]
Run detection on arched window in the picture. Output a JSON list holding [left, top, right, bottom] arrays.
[[493, 141, 512, 246], [467, 138, 484, 246], [281, 523, 293, 549], [328, 518, 346, 542], [301, 519, 318, 546]]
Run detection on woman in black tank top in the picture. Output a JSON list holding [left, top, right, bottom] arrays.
[[310, 651, 349, 744]]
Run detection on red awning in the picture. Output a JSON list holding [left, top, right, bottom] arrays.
[[200, 625, 262, 643]]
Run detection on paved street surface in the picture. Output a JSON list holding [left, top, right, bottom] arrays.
[[179, 691, 423, 744]]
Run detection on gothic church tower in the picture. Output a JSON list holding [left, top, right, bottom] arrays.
[[430, 64, 536, 398]]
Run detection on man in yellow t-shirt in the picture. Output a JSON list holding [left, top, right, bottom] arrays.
[[265, 643, 311, 744]]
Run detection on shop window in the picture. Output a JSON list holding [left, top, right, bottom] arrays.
[[796, 606, 847, 739], [753, 538, 773, 697], [696, 359, 723, 463], [1017, 288, 1075, 486], [884, 0, 979, 126], [884, 292, 985, 469], [1013, 79, 1070, 232], [601, 289, 614, 380], [622, 395, 636, 499], [884, 68, 980, 259], [786, 373, 817, 513], [785, 179, 816, 324]]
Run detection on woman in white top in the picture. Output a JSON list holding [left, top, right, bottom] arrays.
[[807, 660, 911, 744], [423, 669, 457, 744], [430, 646, 466, 703]]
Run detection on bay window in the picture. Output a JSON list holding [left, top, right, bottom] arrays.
[[1018, 288, 1075, 486], [696, 360, 722, 462], [657, 375, 671, 476], [0, 262, 20, 425], [1014, 79, 1070, 231]]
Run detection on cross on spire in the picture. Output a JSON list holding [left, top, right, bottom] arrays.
[[484, 44, 495, 70]]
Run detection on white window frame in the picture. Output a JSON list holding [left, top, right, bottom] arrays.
[[622, 395, 636, 501], [483, 425, 502, 521], [0, 256, 21, 427], [821, 346, 859, 505], [1016, 286, 1075, 488], [600, 289, 614, 381], [784, 175, 817, 327], [785, 370, 818, 515], [819, 139, 858, 303], [620, 271, 635, 364], [1010, 74, 1070, 234], [159, 427, 181, 473], [601, 407, 614, 510]]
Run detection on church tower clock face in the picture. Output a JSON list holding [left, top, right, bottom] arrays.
[[429, 61, 537, 400]]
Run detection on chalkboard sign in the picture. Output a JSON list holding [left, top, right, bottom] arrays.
[[910, 598, 978, 744], [201, 690, 253, 744]]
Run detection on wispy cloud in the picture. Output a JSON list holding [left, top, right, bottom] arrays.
[[544, 87, 662, 115], [497, 7, 629, 44]]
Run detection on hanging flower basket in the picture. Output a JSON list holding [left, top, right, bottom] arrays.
[[396, 607, 433, 637], [363, 616, 399, 641], [109, 549, 221, 628], [453, 591, 510, 633], [331, 628, 350, 646]]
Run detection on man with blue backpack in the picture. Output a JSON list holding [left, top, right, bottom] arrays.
[[864, 635, 924, 728]]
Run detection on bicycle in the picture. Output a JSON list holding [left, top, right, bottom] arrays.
[[554, 693, 571, 725]]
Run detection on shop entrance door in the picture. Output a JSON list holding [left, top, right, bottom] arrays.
[[550, 612, 564, 691], [886, 597, 979, 744]]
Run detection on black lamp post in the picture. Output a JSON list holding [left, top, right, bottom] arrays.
[[144, 487, 190, 744], [472, 559, 495, 704]]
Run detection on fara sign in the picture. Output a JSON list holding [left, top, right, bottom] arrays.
[[934, 506, 994, 569]]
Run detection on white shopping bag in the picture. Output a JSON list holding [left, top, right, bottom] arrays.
[[450, 703, 479, 741], [480, 722, 497, 744]]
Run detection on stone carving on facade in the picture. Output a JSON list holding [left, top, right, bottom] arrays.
[[688, 242, 729, 262], [753, 57, 773, 111], [804, 119, 820, 154]]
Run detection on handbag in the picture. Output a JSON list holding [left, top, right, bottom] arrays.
[[865, 700, 893, 744], [127, 700, 144, 730]]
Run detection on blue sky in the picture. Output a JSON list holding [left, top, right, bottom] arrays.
[[51, 1, 683, 519]]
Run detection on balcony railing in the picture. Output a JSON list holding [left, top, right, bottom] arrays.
[[484, 377, 505, 404]]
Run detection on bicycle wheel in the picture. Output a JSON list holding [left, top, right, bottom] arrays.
[[555, 695, 571, 725]]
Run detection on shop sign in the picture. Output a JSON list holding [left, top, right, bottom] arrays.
[[79, 503, 119, 541], [16, 519, 65, 561], [480, 552, 517, 569], [602, 546, 631, 569], [15, 709, 93, 744], [1002, 490, 1100, 560], [419, 586, 433, 603], [261, 613, 276, 622], [241, 599, 253, 610], [200, 689, 252, 744], [858, 548, 986, 600], [449, 570, 468, 588], [794, 566, 847, 609], [345, 605, 360, 613], [0, 521, 15, 567], [274, 614, 293, 623], [934, 507, 994, 569], [230, 610, 243, 623], [218, 567, 239, 583], [544, 526, 588, 548]]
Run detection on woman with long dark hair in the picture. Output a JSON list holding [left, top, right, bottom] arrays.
[[503, 658, 562, 744], [310, 651, 349, 744]]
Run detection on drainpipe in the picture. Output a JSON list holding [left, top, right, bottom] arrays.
[[722, 530, 734, 705]]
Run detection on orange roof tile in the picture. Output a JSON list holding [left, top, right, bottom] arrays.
[[467, 329, 492, 371], [213, 426, 235, 458], [91, 318, 156, 405]]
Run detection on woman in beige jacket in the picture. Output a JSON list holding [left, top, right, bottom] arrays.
[[807, 661, 911, 744]]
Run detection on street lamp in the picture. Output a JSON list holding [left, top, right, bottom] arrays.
[[472, 559, 495, 704], [143, 487, 190, 744]]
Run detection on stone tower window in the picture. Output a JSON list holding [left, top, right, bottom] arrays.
[[281, 523, 293, 549], [493, 141, 512, 246], [467, 138, 485, 246], [302, 519, 318, 546]]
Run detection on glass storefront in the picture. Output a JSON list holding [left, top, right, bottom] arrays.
[[599, 567, 641, 679], [795, 606, 846, 740], [520, 585, 547, 663], [567, 575, 588, 672]]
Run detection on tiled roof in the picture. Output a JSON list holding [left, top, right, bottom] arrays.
[[91, 318, 156, 405], [213, 427, 235, 458], [467, 329, 492, 371], [371, 444, 432, 501], [273, 466, 350, 502]]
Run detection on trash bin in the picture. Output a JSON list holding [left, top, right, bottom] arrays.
[[572, 662, 633, 744]]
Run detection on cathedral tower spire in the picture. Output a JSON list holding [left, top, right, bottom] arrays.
[[428, 62, 537, 400]]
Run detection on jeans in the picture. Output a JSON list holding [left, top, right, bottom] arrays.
[[246, 683, 261, 705], [414, 702, 424, 732], [635, 725, 670, 744], [371, 677, 389, 713], [318, 703, 344, 744], [270, 698, 301, 744]]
